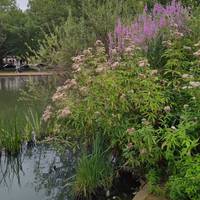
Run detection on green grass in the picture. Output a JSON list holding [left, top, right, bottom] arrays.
[[0, 120, 22, 154], [73, 135, 113, 198], [0, 89, 43, 154]]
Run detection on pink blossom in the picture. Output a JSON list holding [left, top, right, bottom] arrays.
[[111, 62, 120, 69], [59, 107, 71, 118], [138, 59, 149, 67], [127, 128, 136, 134], [42, 105, 52, 122], [109, 1, 188, 57]]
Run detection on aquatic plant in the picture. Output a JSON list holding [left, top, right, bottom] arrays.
[[24, 109, 42, 141], [73, 135, 113, 198], [0, 120, 22, 155]]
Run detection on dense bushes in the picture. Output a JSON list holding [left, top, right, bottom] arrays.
[[29, 0, 146, 68], [35, 1, 200, 199], [167, 156, 200, 200]]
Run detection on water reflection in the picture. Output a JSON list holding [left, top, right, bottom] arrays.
[[0, 76, 50, 91], [0, 144, 75, 200]]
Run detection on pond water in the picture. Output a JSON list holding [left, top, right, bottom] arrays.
[[0, 75, 75, 200], [0, 144, 75, 200]]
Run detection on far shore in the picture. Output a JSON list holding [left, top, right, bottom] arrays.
[[0, 71, 54, 77]]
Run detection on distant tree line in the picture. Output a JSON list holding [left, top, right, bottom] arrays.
[[0, 0, 199, 65]]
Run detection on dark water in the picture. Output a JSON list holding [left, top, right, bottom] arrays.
[[0, 76, 51, 121], [0, 76, 75, 200], [0, 144, 75, 200]]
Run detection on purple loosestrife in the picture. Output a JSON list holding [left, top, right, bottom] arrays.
[[109, 0, 188, 57]]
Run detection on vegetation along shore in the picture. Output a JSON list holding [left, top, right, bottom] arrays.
[[0, 0, 200, 200]]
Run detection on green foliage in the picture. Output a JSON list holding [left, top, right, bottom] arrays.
[[0, 119, 22, 154], [29, 0, 146, 68], [19, 77, 56, 107], [24, 109, 42, 139], [147, 31, 168, 68], [167, 156, 200, 200], [44, 8, 200, 195], [28, 14, 94, 68], [161, 122, 199, 167], [73, 135, 113, 198], [147, 169, 164, 196], [123, 126, 161, 168]]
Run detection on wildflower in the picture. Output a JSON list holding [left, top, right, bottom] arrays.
[[79, 86, 88, 96], [111, 62, 119, 69], [194, 41, 200, 47], [183, 104, 189, 109], [127, 128, 135, 134], [127, 143, 133, 150], [171, 126, 177, 130], [193, 50, 200, 57], [162, 40, 172, 47], [73, 67, 81, 73], [120, 93, 126, 100], [95, 67, 106, 74], [64, 79, 77, 90], [182, 74, 193, 79], [83, 49, 92, 56], [95, 40, 104, 47], [138, 73, 146, 79], [140, 148, 147, 155], [72, 55, 82, 63], [111, 48, 118, 56], [164, 106, 171, 112], [72, 64, 80, 71], [124, 46, 134, 54], [189, 81, 200, 88], [142, 118, 150, 125], [183, 46, 192, 51], [138, 59, 149, 67], [58, 107, 71, 118], [42, 106, 52, 122], [52, 92, 65, 102], [174, 31, 184, 38], [150, 69, 158, 76]]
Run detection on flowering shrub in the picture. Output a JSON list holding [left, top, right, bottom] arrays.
[[41, 1, 200, 198], [108, 0, 188, 56]]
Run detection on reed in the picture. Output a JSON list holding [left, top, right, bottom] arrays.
[[73, 135, 113, 198]]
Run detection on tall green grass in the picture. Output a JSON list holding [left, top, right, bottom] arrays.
[[73, 135, 113, 198], [0, 119, 22, 155]]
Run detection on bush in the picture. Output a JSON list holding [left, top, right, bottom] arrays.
[[29, 0, 146, 69], [167, 156, 200, 200], [41, 1, 200, 197]]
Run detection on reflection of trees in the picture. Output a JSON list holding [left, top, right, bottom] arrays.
[[0, 153, 24, 188], [0, 145, 77, 200], [33, 146, 76, 200]]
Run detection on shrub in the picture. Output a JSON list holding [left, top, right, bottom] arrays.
[[108, 0, 188, 56], [42, 1, 200, 197], [167, 156, 200, 200]]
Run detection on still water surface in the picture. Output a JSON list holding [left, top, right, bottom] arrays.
[[0, 76, 74, 200]]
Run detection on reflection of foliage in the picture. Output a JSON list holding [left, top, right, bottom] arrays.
[[0, 154, 24, 188], [0, 145, 77, 200], [19, 76, 57, 108], [33, 145, 76, 200]]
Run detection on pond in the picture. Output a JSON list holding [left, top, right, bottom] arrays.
[[0, 75, 75, 200]]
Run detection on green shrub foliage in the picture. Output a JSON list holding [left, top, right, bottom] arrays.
[[39, 1, 200, 199]]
